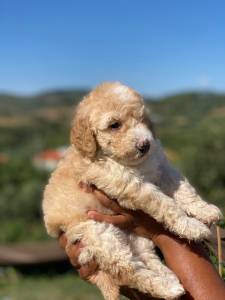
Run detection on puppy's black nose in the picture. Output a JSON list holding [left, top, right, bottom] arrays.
[[136, 140, 150, 155]]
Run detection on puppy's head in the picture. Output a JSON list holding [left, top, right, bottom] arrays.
[[71, 82, 156, 165]]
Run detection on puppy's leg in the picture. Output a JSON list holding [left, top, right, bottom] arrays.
[[86, 163, 210, 240], [130, 265, 184, 299], [173, 178, 223, 225], [89, 271, 120, 300], [66, 220, 184, 299], [159, 163, 222, 226], [129, 234, 184, 295], [66, 221, 120, 300]]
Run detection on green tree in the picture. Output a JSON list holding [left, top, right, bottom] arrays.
[[183, 115, 225, 211]]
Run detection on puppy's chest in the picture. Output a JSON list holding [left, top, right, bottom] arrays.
[[136, 158, 162, 186]]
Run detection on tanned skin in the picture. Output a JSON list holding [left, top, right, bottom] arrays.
[[59, 184, 225, 300]]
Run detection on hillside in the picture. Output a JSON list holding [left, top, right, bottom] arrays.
[[150, 92, 225, 126], [1, 89, 224, 118], [0, 88, 225, 158], [0, 88, 224, 244], [0, 90, 87, 116]]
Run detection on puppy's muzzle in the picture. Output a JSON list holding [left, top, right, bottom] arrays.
[[136, 139, 150, 156]]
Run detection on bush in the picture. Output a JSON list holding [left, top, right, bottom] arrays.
[[182, 116, 225, 210], [0, 158, 48, 220]]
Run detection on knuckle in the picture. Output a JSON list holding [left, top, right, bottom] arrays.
[[70, 258, 80, 268], [79, 267, 90, 280], [108, 201, 120, 212], [108, 201, 116, 211], [78, 269, 87, 279]]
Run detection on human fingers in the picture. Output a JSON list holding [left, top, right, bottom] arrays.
[[65, 240, 98, 279], [58, 227, 99, 280], [79, 182, 165, 241], [66, 241, 84, 268], [92, 189, 125, 214], [78, 260, 98, 280], [88, 210, 134, 229], [79, 181, 129, 215], [58, 233, 84, 268], [58, 232, 67, 249]]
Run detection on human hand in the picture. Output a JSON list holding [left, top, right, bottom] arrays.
[[80, 183, 166, 245], [58, 232, 98, 280], [61, 183, 225, 300], [58, 232, 155, 300]]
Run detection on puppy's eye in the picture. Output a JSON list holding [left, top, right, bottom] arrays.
[[109, 122, 121, 130]]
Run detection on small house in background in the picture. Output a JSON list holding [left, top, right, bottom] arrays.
[[0, 153, 10, 164], [33, 146, 67, 171]]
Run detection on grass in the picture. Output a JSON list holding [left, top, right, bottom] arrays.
[[0, 268, 129, 300], [0, 270, 103, 300]]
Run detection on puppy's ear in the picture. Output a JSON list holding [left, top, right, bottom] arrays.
[[143, 108, 156, 138], [71, 109, 97, 159]]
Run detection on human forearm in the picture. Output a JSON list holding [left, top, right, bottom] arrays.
[[69, 185, 225, 300], [153, 233, 225, 300]]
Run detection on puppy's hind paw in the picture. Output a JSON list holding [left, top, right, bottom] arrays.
[[150, 277, 185, 300], [175, 217, 211, 241], [135, 269, 185, 300], [197, 204, 223, 226], [157, 271, 185, 299], [165, 284, 185, 300]]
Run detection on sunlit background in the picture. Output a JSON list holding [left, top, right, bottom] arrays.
[[0, 1, 225, 299]]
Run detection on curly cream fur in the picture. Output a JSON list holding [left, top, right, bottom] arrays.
[[43, 82, 222, 300]]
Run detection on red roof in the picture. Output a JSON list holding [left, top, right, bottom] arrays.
[[36, 150, 63, 161], [0, 153, 9, 163]]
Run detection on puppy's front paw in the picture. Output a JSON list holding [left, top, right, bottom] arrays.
[[196, 204, 223, 225], [175, 217, 211, 241]]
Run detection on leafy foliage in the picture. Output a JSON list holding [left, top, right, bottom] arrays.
[[182, 115, 225, 207], [0, 89, 224, 243]]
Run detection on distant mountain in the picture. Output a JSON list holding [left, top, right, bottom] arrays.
[[149, 92, 225, 125], [0, 90, 88, 115], [32, 89, 88, 106], [0, 89, 225, 125]]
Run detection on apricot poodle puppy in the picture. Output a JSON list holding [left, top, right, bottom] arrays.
[[43, 82, 222, 300]]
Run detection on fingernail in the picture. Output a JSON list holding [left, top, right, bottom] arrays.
[[79, 181, 84, 189], [87, 211, 95, 219], [86, 184, 94, 193]]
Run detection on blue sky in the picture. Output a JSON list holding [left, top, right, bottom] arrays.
[[0, 0, 224, 96]]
